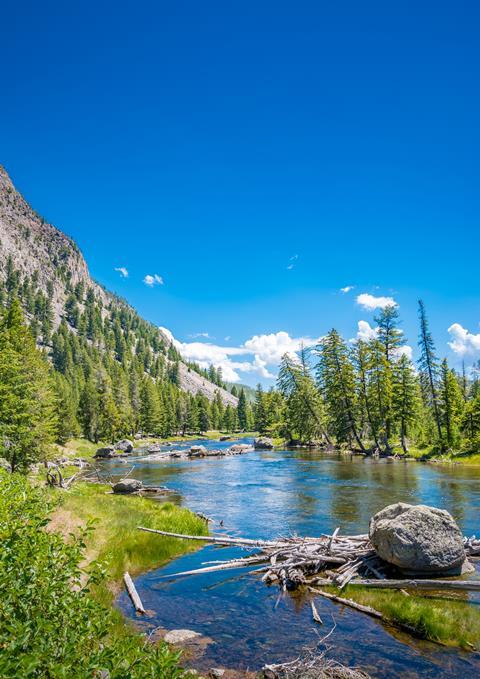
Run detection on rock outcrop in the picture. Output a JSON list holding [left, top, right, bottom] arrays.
[[369, 502, 468, 574]]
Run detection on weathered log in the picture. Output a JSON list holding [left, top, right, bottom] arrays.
[[310, 599, 323, 624], [123, 571, 146, 614], [137, 527, 277, 547], [310, 578, 480, 591]]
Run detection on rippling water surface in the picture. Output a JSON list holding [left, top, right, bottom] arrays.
[[113, 439, 480, 676]]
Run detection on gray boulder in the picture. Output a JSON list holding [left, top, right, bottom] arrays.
[[113, 478, 143, 494], [115, 439, 134, 453], [369, 503, 468, 574], [229, 443, 254, 454], [254, 437, 274, 450], [189, 445, 207, 457], [94, 445, 116, 458]]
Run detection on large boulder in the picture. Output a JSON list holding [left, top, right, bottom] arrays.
[[369, 503, 468, 574], [254, 437, 274, 450], [115, 439, 134, 453], [95, 445, 116, 458], [113, 478, 143, 494], [189, 445, 207, 457]]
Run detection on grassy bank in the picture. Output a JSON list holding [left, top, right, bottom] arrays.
[[321, 585, 480, 650], [54, 482, 208, 607]]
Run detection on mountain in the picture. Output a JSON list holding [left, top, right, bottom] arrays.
[[0, 164, 237, 408]]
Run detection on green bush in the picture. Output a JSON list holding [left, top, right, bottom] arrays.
[[0, 471, 190, 678]]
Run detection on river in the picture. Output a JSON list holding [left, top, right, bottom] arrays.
[[111, 438, 480, 677]]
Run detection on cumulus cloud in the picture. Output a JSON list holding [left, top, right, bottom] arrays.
[[158, 328, 320, 382], [143, 273, 164, 287], [115, 267, 128, 278], [340, 285, 355, 294], [394, 345, 413, 360], [356, 293, 398, 310], [355, 320, 378, 342], [448, 323, 480, 356]]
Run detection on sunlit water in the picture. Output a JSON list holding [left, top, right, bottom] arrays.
[[111, 439, 480, 677]]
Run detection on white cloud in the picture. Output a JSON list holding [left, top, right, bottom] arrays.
[[340, 285, 355, 294], [188, 332, 212, 339], [287, 254, 298, 270], [394, 345, 413, 361], [143, 273, 164, 287], [158, 328, 320, 382], [115, 267, 129, 278], [355, 320, 378, 342], [356, 293, 398, 310], [448, 323, 480, 356]]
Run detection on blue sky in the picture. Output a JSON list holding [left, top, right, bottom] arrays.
[[1, 1, 479, 385]]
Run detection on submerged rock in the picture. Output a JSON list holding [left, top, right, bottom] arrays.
[[94, 445, 116, 458], [113, 478, 143, 494], [164, 629, 201, 644], [369, 502, 468, 574], [254, 437, 274, 450], [115, 439, 133, 453]]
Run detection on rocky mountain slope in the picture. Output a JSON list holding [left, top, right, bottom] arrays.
[[0, 165, 237, 407]]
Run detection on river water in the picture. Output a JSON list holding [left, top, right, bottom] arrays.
[[112, 438, 480, 677]]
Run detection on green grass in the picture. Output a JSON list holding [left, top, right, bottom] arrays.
[[329, 586, 480, 650], [55, 483, 208, 607]]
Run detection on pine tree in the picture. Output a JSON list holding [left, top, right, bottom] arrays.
[[237, 389, 248, 430], [254, 384, 268, 432], [0, 299, 57, 471], [417, 300, 442, 443], [278, 351, 326, 444], [316, 330, 365, 451], [439, 359, 463, 450], [392, 354, 419, 453]]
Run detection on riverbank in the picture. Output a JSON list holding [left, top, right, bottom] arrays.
[[54, 482, 208, 607]]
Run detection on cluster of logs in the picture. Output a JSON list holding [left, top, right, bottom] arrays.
[[138, 527, 480, 595]]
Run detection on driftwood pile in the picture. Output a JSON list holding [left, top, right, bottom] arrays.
[[138, 527, 480, 595]]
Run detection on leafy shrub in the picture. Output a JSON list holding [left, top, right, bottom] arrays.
[[0, 472, 190, 678]]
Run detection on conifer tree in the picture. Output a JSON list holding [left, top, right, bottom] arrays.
[[0, 299, 57, 470], [237, 389, 248, 430], [254, 384, 268, 432], [417, 300, 442, 442], [316, 330, 365, 451], [439, 359, 464, 450], [392, 354, 419, 453]]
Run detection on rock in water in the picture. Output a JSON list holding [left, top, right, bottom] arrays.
[[369, 502, 467, 574], [113, 478, 143, 494], [164, 629, 202, 644], [189, 445, 207, 456], [94, 445, 116, 458], [115, 439, 133, 453], [254, 437, 274, 450]]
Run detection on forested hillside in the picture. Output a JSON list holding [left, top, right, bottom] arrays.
[[0, 165, 240, 450]]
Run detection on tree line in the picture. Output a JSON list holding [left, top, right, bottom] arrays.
[[271, 302, 480, 454]]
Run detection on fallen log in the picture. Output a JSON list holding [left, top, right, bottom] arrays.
[[310, 578, 480, 591], [123, 571, 146, 614], [137, 526, 278, 547]]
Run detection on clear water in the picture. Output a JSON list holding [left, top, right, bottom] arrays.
[[112, 439, 480, 677]]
